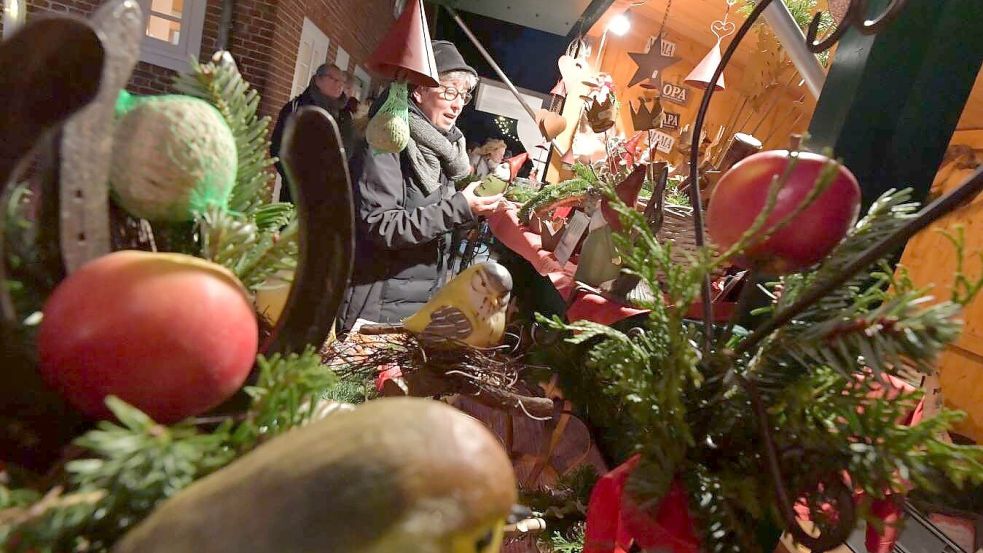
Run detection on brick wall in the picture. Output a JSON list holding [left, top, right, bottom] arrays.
[[17, 0, 395, 118]]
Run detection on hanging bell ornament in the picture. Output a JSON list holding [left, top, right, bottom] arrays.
[[685, 10, 736, 91]]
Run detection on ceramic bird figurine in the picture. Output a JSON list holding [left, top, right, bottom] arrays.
[[361, 262, 513, 348], [114, 398, 519, 553]]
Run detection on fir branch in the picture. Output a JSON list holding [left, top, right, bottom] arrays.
[[687, 466, 763, 553], [534, 174, 983, 550], [572, 162, 599, 185], [740, 0, 834, 64], [252, 202, 296, 232], [0, 398, 233, 552], [235, 220, 298, 291], [518, 178, 592, 224], [233, 348, 338, 447], [172, 52, 276, 214], [198, 207, 298, 293], [0, 351, 343, 553], [766, 189, 919, 321], [546, 523, 585, 553]]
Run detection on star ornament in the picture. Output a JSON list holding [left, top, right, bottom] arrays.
[[627, 40, 681, 88]]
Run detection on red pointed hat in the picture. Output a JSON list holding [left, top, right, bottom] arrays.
[[366, 0, 439, 87], [507, 152, 529, 181]]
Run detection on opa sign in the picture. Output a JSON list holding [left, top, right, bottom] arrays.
[[662, 82, 689, 105]]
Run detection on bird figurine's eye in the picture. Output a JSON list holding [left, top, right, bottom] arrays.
[[474, 529, 494, 552]]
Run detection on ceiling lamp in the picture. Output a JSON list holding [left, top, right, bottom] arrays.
[[607, 12, 632, 36]]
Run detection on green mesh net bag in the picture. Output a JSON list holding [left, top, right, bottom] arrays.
[[110, 91, 237, 222], [365, 81, 411, 154]]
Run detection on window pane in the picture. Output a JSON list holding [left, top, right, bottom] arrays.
[[150, 0, 182, 18], [146, 15, 181, 45]]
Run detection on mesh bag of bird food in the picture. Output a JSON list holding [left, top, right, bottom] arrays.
[[366, 81, 411, 154], [110, 91, 237, 222]]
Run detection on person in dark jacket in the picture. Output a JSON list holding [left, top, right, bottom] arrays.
[[337, 40, 505, 334], [269, 63, 355, 202]]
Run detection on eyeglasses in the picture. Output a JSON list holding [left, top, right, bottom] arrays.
[[437, 85, 473, 104]]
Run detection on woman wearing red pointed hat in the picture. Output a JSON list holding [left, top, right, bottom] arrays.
[[337, 40, 508, 335]]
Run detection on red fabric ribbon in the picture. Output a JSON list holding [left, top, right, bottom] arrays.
[[584, 454, 699, 553]]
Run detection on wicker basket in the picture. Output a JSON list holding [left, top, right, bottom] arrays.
[[658, 203, 703, 267]]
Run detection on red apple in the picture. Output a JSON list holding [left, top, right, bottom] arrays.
[[38, 251, 258, 423], [706, 150, 861, 274]]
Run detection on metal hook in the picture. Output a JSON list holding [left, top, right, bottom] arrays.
[[807, 0, 908, 52]]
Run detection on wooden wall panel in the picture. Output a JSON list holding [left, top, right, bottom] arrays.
[[897, 128, 983, 442]]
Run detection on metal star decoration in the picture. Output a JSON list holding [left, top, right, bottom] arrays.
[[627, 38, 681, 88]]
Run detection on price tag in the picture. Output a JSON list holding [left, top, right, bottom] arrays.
[[554, 211, 591, 266]]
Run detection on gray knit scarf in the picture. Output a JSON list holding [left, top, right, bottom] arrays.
[[404, 109, 471, 195]]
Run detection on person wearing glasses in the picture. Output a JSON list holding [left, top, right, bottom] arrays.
[[270, 63, 355, 202], [337, 40, 508, 335]]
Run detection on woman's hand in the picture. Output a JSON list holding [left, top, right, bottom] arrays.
[[460, 181, 506, 217]]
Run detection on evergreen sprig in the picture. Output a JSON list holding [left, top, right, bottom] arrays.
[[518, 177, 593, 224], [0, 349, 340, 553], [540, 184, 983, 551], [172, 51, 276, 214], [199, 206, 297, 293], [546, 522, 586, 553]]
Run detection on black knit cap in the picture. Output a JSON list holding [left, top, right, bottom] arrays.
[[431, 40, 477, 77]]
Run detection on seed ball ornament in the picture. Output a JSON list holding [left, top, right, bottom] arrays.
[[706, 150, 862, 274], [38, 250, 258, 423], [109, 92, 238, 221]]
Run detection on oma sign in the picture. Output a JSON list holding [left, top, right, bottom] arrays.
[[662, 82, 689, 105]]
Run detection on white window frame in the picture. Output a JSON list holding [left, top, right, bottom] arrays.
[[137, 0, 207, 73], [352, 66, 371, 101], [335, 46, 350, 71], [291, 18, 331, 98]]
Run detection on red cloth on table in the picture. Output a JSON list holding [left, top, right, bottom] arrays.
[[487, 209, 735, 325], [487, 209, 647, 324]]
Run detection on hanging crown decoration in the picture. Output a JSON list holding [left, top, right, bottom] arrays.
[[630, 98, 664, 131]]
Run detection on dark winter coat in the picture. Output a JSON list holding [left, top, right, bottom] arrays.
[[336, 140, 476, 334], [269, 83, 355, 202]]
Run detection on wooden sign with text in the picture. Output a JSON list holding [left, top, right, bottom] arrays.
[[661, 82, 689, 105], [660, 39, 677, 58], [661, 111, 680, 130], [646, 36, 678, 58], [653, 131, 675, 154]]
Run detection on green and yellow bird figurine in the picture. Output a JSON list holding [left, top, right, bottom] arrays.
[[362, 261, 513, 348]]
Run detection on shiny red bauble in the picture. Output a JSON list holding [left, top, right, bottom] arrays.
[[706, 150, 861, 274], [38, 251, 258, 423]]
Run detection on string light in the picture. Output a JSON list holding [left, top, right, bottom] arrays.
[[494, 116, 519, 142]]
